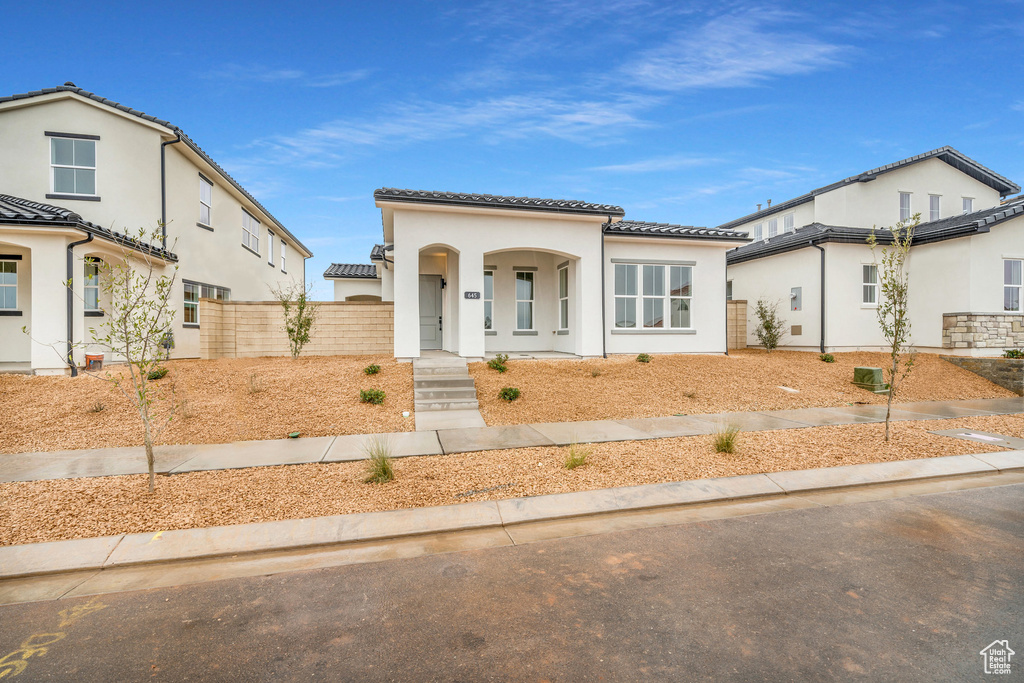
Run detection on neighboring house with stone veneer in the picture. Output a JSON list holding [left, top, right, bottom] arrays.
[[0, 83, 312, 374], [724, 147, 1022, 355], [334, 188, 749, 360]]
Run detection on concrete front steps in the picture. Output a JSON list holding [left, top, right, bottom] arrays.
[[412, 355, 486, 431]]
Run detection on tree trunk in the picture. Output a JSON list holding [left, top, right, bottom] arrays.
[[144, 427, 155, 493], [884, 353, 898, 443]]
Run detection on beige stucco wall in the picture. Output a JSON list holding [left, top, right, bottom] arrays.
[[331, 277, 382, 301], [726, 202, 815, 243], [199, 300, 393, 359]]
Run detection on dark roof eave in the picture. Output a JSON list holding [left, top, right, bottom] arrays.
[[604, 230, 750, 243], [375, 189, 625, 217], [0, 217, 179, 261]]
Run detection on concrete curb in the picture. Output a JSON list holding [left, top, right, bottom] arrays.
[[2, 450, 1023, 581]]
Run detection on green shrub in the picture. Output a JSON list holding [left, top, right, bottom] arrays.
[[819, 353, 836, 363], [713, 424, 740, 454], [753, 298, 786, 352], [498, 386, 521, 402], [488, 353, 509, 373], [362, 436, 394, 484], [1004, 349, 1023, 359], [564, 442, 590, 470], [146, 366, 168, 381], [636, 353, 651, 363], [364, 363, 381, 375], [360, 388, 386, 405]]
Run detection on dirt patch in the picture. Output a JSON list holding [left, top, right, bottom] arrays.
[[0, 355, 414, 454], [470, 350, 1014, 425], [2, 413, 1020, 546]]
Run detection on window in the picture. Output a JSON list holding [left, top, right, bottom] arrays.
[[199, 176, 212, 226], [862, 264, 878, 305], [963, 197, 974, 214], [767, 218, 778, 238], [614, 263, 692, 329], [726, 280, 733, 301], [0, 261, 16, 309], [929, 194, 940, 222], [267, 231, 275, 266], [899, 192, 911, 221], [483, 270, 494, 330], [50, 137, 96, 196], [280, 242, 287, 272], [242, 210, 260, 253], [558, 265, 568, 330], [783, 214, 794, 233], [1006, 259, 1023, 312], [183, 282, 230, 326], [84, 258, 100, 310], [753, 223, 763, 241], [515, 271, 534, 330]]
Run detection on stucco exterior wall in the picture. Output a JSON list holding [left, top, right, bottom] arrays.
[[726, 202, 815, 243], [331, 278, 383, 301]]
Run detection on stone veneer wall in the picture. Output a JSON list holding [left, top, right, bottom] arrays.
[[199, 300, 393, 359], [727, 300, 748, 350], [942, 356, 1024, 396], [942, 313, 1024, 350]]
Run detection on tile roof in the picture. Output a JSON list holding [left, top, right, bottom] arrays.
[[324, 263, 378, 279], [0, 83, 311, 257], [715, 146, 1022, 231], [0, 193, 178, 261], [370, 243, 386, 260], [726, 198, 1024, 265], [605, 219, 749, 242], [375, 188, 625, 217]]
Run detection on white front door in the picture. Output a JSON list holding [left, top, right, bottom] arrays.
[[419, 274, 443, 350]]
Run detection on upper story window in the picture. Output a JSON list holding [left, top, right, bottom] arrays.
[[483, 270, 494, 330], [267, 231, 275, 266], [783, 214, 794, 233], [280, 242, 287, 272], [753, 223, 763, 241], [84, 258, 101, 310], [963, 197, 974, 214], [899, 192, 912, 222], [50, 136, 96, 197], [242, 210, 260, 253], [862, 264, 878, 306], [614, 262, 693, 329], [0, 260, 17, 310], [767, 218, 778, 238], [929, 194, 940, 222], [515, 271, 534, 330], [558, 265, 569, 330], [1006, 259, 1022, 313], [199, 176, 213, 226]]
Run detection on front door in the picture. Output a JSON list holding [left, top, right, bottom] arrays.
[[419, 274, 443, 350]]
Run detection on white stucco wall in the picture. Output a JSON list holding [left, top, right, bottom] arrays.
[[330, 277, 382, 301], [726, 202, 815, 243]]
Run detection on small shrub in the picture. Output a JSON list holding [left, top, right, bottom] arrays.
[[636, 353, 652, 363], [362, 436, 394, 484], [753, 298, 786, 352], [488, 353, 509, 373], [819, 353, 836, 363], [180, 398, 197, 420], [88, 401, 106, 413], [247, 372, 265, 394], [364, 363, 381, 375], [1004, 349, 1023, 359], [498, 386, 521, 402], [360, 388, 386, 405], [146, 366, 168, 381], [713, 425, 740, 454], [564, 442, 590, 470], [590, 368, 601, 377]]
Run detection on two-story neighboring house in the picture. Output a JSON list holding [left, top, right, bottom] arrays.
[[0, 83, 313, 374], [721, 147, 1023, 355]]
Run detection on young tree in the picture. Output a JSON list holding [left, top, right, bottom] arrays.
[[272, 282, 320, 359], [753, 298, 786, 352], [88, 228, 179, 492], [868, 215, 919, 442]]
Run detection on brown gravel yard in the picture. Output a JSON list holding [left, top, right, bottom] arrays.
[[470, 350, 1015, 425], [2, 413, 1020, 546], [0, 355, 413, 454]]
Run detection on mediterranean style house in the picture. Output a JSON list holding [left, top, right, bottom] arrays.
[[723, 147, 1023, 355], [0, 83, 312, 374], [326, 188, 750, 359]]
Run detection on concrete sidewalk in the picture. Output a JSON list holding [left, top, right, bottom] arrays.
[[1, 397, 1020, 484]]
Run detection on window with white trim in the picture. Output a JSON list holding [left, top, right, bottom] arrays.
[[280, 242, 287, 272], [184, 282, 230, 326], [726, 280, 733, 301], [862, 264, 878, 305], [783, 214, 794, 233], [767, 218, 778, 238], [242, 210, 260, 253], [558, 265, 569, 330], [1005, 259, 1023, 312], [483, 270, 494, 330], [929, 194, 940, 222], [199, 176, 212, 226], [899, 192, 911, 221], [614, 263, 693, 329], [963, 197, 974, 214], [753, 223, 763, 241], [515, 271, 534, 330], [50, 137, 96, 196], [267, 231, 275, 266], [84, 258, 101, 310], [0, 261, 17, 309]]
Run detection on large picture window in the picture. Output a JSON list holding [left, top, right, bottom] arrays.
[[242, 210, 260, 253], [862, 264, 878, 305], [184, 281, 230, 326], [558, 265, 569, 330], [615, 262, 693, 329], [515, 271, 534, 330], [483, 270, 494, 330], [1006, 259, 1022, 312], [51, 137, 96, 196]]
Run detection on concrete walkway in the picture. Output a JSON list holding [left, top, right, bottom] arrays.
[[1, 397, 1020, 484], [412, 353, 487, 431]]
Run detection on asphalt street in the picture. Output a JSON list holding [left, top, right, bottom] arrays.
[[1, 483, 1021, 681]]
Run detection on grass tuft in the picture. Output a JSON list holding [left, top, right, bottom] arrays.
[[713, 424, 740, 454], [180, 398, 197, 420], [146, 366, 168, 381], [88, 401, 106, 413], [590, 368, 601, 377], [564, 441, 591, 470], [247, 373, 266, 394], [362, 436, 395, 483]]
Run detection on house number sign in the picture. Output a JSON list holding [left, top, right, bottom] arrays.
[[464, 291, 481, 299]]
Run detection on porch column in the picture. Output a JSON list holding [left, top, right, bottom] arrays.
[[392, 238, 420, 358], [577, 253, 604, 356], [30, 237, 71, 374], [458, 249, 485, 359]]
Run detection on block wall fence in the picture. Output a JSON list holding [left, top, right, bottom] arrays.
[[727, 300, 748, 350], [199, 300, 394, 359]]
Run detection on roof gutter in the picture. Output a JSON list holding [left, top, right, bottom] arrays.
[[66, 231, 94, 376], [160, 134, 182, 250], [810, 241, 826, 354]]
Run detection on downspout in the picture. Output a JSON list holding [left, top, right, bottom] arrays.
[[160, 134, 182, 250], [66, 232, 94, 377], [724, 256, 730, 356], [811, 242, 826, 353], [601, 218, 609, 359]]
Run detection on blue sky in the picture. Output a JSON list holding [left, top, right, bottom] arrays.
[[5, 1, 1024, 297]]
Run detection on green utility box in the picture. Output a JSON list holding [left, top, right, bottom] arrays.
[[853, 367, 890, 394]]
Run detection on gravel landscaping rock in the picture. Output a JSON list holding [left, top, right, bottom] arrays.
[[2, 413, 1019, 546]]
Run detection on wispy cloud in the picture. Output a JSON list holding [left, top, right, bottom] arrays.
[[591, 155, 720, 173], [621, 8, 846, 90], [206, 64, 371, 88], [1012, 100, 1024, 112]]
